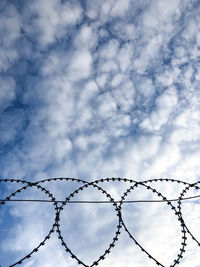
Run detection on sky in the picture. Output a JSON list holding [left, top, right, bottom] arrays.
[[0, 0, 200, 266]]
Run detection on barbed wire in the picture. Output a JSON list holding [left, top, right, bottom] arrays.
[[1, 193, 200, 203], [0, 177, 200, 267]]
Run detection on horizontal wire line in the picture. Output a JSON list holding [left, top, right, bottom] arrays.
[[1, 194, 200, 204]]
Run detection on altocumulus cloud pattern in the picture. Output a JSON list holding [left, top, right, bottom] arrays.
[[0, 0, 200, 266]]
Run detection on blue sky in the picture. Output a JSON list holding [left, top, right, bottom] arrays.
[[0, 0, 200, 266]]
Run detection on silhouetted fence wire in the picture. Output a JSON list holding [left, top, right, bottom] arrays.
[[0, 177, 200, 266]]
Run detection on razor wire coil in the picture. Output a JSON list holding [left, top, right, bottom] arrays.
[[0, 177, 200, 266]]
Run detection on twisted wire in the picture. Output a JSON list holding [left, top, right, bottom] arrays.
[[0, 177, 199, 266]]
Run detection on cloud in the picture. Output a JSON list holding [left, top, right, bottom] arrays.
[[68, 49, 93, 81], [0, 3, 21, 71], [140, 86, 178, 131], [0, 76, 16, 112], [25, 0, 83, 48], [1, 0, 200, 266]]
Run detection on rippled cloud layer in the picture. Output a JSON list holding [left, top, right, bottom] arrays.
[[0, 0, 200, 266]]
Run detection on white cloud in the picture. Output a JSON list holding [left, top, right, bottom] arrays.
[[0, 76, 16, 112], [0, 110, 25, 145], [74, 25, 97, 50], [26, 0, 83, 47], [116, 43, 133, 72], [0, 4, 20, 71], [99, 39, 119, 59], [1, 0, 200, 266], [111, 74, 123, 87], [110, 0, 130, 17], [97, 93, 117, 119], [75, 135, 88, 150], [140, 87, 178, 131], [68, 50, 92, 81], [80, 81, 99, 101]]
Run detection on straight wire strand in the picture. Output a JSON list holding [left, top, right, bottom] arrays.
[[1, 193, 200, 203]]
